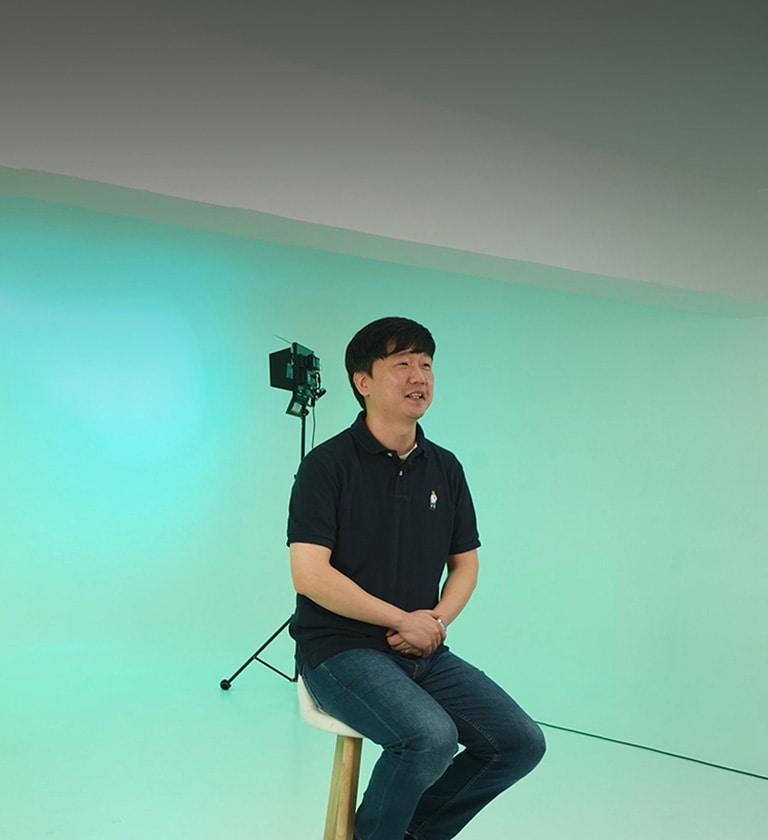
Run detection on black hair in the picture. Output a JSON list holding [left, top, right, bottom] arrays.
[[345, 317, 436, 409]]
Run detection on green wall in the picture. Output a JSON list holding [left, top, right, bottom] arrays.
[[2, 192, 766, 784]]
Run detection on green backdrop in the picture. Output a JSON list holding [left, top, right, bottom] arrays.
[[2, 187, 766, 794]]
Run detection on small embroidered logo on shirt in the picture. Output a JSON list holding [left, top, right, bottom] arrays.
[[429, 490, 438, 510]]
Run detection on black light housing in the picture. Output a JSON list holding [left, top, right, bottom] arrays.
[[269, 342, 326, 417]]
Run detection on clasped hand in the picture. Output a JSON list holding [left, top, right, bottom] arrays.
[[386, 609, 446, 657]]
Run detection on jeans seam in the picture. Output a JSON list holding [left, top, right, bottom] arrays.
[[408, 706, 500, 836], [442, 703, 500, 752], [409, 755, 498, 836], [311, 661, 404, 745]]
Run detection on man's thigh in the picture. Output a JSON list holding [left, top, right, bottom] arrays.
[[415, 650, 539, 754], [302, 649, 458, 749]]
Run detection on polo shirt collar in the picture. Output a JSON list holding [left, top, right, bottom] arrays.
[[350, 411, 428, 459]]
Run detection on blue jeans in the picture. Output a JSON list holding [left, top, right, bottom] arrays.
[[301, 647, 545, 840]]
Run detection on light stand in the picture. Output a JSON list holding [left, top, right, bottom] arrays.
[[219, 342, 325, 690]]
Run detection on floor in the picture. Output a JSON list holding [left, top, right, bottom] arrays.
[[2, 639, 766, 840]]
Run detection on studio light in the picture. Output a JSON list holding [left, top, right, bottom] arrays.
[[269, 342, 326, 418]]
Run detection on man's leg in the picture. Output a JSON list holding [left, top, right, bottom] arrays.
[[407, 650, 546, 840], [302, 649, 459, 840]]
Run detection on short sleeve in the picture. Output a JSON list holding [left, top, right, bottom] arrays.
[[286, 450, 340, 550], [449, 462, 481, 555]]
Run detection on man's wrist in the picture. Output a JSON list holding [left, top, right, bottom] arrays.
[[390, 608, 409, 632]]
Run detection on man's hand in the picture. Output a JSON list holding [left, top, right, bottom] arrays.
[[387, 610, 446, 657]]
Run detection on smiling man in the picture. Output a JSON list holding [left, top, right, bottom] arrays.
[[288, 317, 545, 840]]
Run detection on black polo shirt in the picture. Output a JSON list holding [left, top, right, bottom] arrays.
[[287, 412, 480, 668]]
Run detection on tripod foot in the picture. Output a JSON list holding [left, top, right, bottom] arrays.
[[220, 679, 232, 690]]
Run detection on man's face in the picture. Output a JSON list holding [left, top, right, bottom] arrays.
[[354, 348, 434, 422]]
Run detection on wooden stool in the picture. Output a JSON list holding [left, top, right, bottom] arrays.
[[297, 676, 364, 840]]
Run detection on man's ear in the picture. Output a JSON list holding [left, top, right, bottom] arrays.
[[353, 370, 369, 399]]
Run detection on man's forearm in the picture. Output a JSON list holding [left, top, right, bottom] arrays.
[[292, 546, 406, 629], [434, 551, 479, 626]]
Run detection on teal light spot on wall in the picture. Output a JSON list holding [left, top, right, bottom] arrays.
[[1, 291, 204, 459]]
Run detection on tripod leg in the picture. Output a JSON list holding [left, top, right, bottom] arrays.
[[220, 616, 294, 689]]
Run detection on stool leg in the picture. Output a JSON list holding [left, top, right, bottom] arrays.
[[324, 734, 362, 840]]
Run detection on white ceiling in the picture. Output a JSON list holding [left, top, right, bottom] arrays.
[[145, 0, 768, 192]]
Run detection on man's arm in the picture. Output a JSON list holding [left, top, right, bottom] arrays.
[[387, 549, 479, 655], [290, 542, 446, 654], [434, 549, 479, 625]]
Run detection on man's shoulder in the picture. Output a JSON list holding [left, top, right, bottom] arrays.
[[303, 412, 378, 462], [420, 432, 463, 468], [318, 425, 352, 447], [298, 423, 357, 474]]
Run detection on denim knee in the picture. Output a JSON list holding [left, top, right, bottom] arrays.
[[393, 714, 458, 785], [497, 718, 546, 780], [523, 720, 547, 771]]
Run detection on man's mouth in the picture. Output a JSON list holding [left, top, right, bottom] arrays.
[[406, 392, 425, 400]]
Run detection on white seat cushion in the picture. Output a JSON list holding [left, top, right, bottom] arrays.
[[297, 676, 363, 738]]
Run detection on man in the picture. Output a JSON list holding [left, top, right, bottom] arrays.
[[288, 317, 544, 840]]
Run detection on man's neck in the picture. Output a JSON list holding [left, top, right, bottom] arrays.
[[364, 414, 418, 457]]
